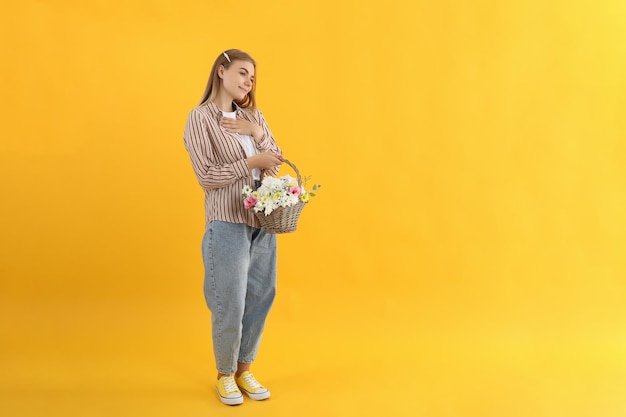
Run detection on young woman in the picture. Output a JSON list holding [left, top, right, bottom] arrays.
[[183, 49, 282, 406]]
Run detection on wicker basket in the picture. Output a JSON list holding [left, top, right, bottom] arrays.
[[254, 159, 307, 234]]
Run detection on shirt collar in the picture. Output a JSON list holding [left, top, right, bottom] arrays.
[[205, 101, 243, 117]]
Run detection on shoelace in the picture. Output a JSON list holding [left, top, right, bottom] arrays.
[[242, 373, 262, 390], [222, 376, 239, 394]]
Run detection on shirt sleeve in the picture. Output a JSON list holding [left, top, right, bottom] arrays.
[[253, 109, 282, 177], [183, 109, 250, 191]]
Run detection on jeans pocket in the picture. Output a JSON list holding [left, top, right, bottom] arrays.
[[252, 229, 276, 254]]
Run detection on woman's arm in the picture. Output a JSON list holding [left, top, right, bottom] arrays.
[[183, 109, 250, 191], [252, 109, 282, 177]]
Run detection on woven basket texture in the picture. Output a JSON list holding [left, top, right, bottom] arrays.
[[255, 159, 307, 234]]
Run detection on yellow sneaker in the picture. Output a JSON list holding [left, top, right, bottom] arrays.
[[216, 375, 243, 406], [235, 371, 271, 400]]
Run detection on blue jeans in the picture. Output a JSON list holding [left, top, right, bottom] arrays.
[[201, 221, 277, 375]]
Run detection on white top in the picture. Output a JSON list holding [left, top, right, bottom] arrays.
[[222, 110, 260, 180]]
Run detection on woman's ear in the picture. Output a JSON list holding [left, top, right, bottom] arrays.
[[217, 65, 224, 79]]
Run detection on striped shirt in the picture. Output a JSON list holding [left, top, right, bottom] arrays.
[[183, 101, 282, 228]]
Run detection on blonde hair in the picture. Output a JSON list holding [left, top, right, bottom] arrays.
[[198, 49, 257, 110]]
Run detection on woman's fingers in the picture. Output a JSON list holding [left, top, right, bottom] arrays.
[[221, 117, 254, 134]]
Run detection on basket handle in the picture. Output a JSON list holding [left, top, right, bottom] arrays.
[[259, 159, 302, 186]]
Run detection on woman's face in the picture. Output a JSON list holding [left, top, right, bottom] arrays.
[[219, 60, 255, 101]]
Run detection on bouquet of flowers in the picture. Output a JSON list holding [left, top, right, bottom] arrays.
[[242, 175, 319, 215], [241, 160, 320, 233]]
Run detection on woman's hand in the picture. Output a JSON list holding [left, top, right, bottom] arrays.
[[247, 152, 282, 170], [220, 115, 264, 142]]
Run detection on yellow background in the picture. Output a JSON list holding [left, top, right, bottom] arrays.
[[2, 0, 626, 416]]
